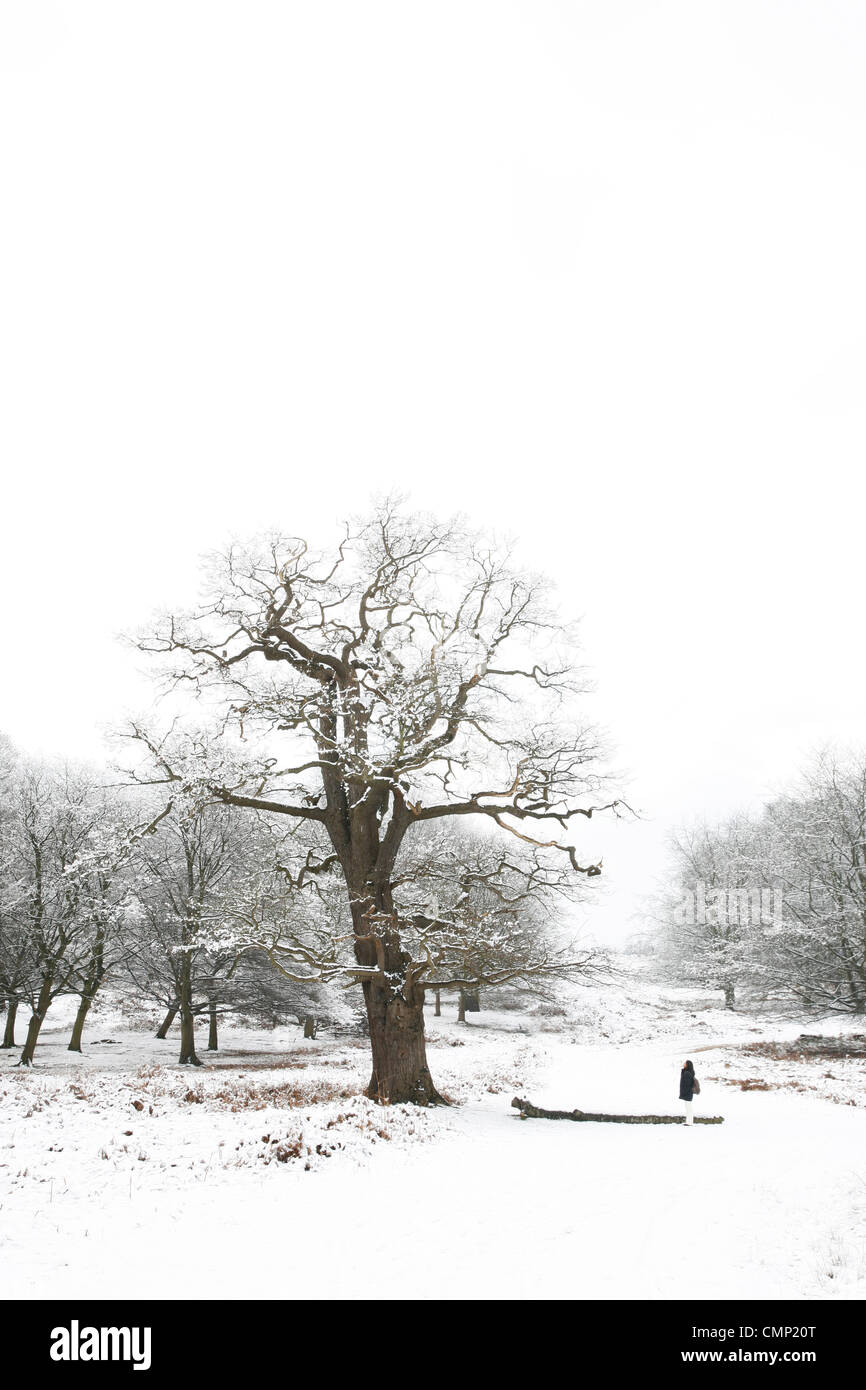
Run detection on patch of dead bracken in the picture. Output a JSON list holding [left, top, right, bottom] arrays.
[[706, 1069, 862, 1105], [739, 1034, 866, 1062], [179, 1078, 359, 1110]]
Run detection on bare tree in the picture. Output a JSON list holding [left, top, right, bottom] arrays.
[[123, 799, 254, 1066], [654, 815, 770, 1010], [8, 763, 153, 1065], [130, 502, 623, 1102], [762, 751, 866, 1013], [228, 947, 340, 1034]]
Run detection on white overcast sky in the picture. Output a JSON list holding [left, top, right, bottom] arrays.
[[2, 2, 864, 942]]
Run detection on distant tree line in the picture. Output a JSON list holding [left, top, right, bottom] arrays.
[[0, 736, 601, 1068], [653, 749, 866, 1014]]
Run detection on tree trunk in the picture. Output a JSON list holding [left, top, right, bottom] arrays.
[[178, 959, 202, 1066], [723, 982, 736, 1011], [68, 992, 96, 1052], [18, 976, 54, 1066], [178, 1008, 201, 1065], [362, 978, 445, 1105], [1, 1000, 18, 1049], [69, 931, 107, 1052], [303, 1015, 317, 1039], [156, 1003, 178, 1039], [512, 1097, 725, 1124], [462, 989, 480, 1013], [433, 990, 441, 1018], [207, 1001, 218, 1051], [344, 834, 444, 1105], [457, 992, 466, 1023]]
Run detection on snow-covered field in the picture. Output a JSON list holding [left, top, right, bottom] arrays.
[[2, 971, 865, 1301]]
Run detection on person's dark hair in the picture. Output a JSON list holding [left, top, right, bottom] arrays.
[[683, 1060, 694, 1072]]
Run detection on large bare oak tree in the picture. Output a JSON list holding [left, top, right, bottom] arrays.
[[132, 502, 623, 1102]]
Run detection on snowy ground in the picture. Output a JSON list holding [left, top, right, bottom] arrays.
[[2, 971, 865, 1300]]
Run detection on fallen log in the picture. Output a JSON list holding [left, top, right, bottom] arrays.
[[512, 1096, 724, 1124]]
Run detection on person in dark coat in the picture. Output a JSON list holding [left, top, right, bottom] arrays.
[[679, 1059, 697, 1125]]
